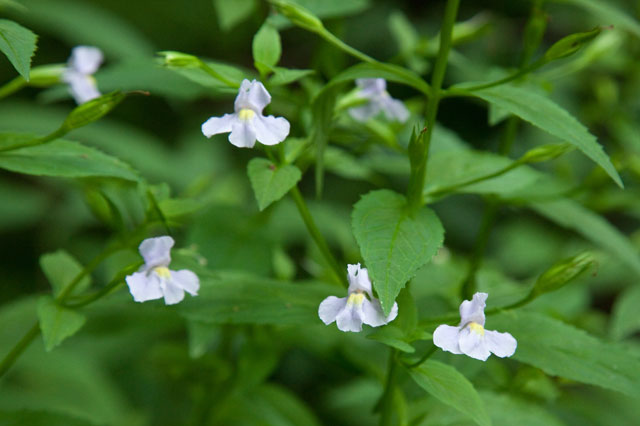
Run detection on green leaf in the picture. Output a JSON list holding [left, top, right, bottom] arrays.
[[37, 296, 86, 351], [491, 311, 640, 397], [0, 134, 139, 181], [610, 285, 640, 340], [467, 84, 622, 187], [39, 250, 91, 297], [213, 0, 257, 32], [247, 158, 302, 211], [528, 198, 640, 277], [268, 66, 314, 86], [0, 19, 37, 80], [481, 391, 564, 426], [253, 22, 281, 74], [410, 360, 492, 426], [367, 325, 415, 353], [563, 0, 640, 38], [178, 273, 335, 325], [352, 190, 445, 315]]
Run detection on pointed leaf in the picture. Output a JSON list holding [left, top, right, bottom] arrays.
[[37, 296, 86, 351], [39, 250, 91, 297], [253, 22, 281, 72], [0, 19, 37, 80], [352, 189, 444, 315], [247, 158, 301, 211]]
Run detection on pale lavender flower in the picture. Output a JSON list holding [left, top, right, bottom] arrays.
[[348, 78, 409, 122], [62, 46, 103, 104], [433, 292, 517, 361]]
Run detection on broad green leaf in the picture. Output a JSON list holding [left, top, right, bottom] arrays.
[[562, 0, 640, 38], [37, 296, 86, 351], [481, 391, 564, 426], [213, 0, 257, 32], [610, 286, 640, 340], [39, 250, 91, 297], [410, 360, 491, 426], [247, 158, 302, 211], [16, 0, 153, 59], [0, 19, 37, 80], [528, 199, 640, 277], [0, 134, 139, 181], [0, 410, 97, 426], [268, 67, 314, 86], [253, 22, 281, 73], [367, 325, 415, 353], [352, 190, 445, 315], [178, 274, 335, 325], [491, 311, 640, 397], [467, 84, 622, 187]]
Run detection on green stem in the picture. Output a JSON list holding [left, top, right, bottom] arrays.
[[0, 127, 67, 153], [64, 262, 142, 308], [378, 348, 398, 426], [0, 77, 26, 100], [405, 344, 437, 368], [0, 322, 39, 378], [318, 28, 377, 63], [406, 0, 460, 209], [198, 61, 240, 89], [289, 185, 347, 287], [56, 245, 121, 301]]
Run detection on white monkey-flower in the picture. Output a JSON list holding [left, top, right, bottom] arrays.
[[433, 292, 517, 361], [201, 79, 290, 148], [62, 46, 103, 104], [126, 236, 199, 305], [318, 263, 398, 332], [348, 78, 409, 123]]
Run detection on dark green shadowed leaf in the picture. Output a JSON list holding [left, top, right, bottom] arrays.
[[491, 311, 640, 397], [247, 158, 302, 211], [352, 190, 445, 315], [37, 296, 86, 352], [0, 134, 139, 181], [410, 360, 492, 426], [39, 250, 91, 297], [466, 84, 622, 187], [0, 19, 37, 80]]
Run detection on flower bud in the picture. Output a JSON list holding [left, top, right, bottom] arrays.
[[532, 252, 596, 296], [269, 0, 324, 33], [157, 51, 201, 68], [519, 143, 573, 164], [61, 91, 126, 132], [27, 64, 66, 87], [544, 27, 602, 62]]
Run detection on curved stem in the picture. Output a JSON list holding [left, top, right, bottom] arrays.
[[0, 77, 26, 100], [378, 348, 398, 426], [289, 185, 347, 287], [198, 61, 240, 89], [405, 344, 437, 368], [319, 28, 377, 64], [0, 322, 39, 378], [56, 245, 121, 301]]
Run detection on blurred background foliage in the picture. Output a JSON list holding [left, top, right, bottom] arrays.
[[1, 0, 640, 425]]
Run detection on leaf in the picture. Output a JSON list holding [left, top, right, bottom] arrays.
[[37, 296, 86, 351], [563, 0, 640, 38], [467, 84, 622, 187], [39, 251, 91, 297], [410, 360, 492, 426], [268, 67, 314, 86], [610, 285, 640, 340], [0, 134, 139, 181], [352, 190, 445, 315], [528, 198, 640, 277], [177, 273, 335, 325], [213, 0, 257, 32], [253, 22, 281, 73], [481, 391, 564, 426], [367, 325, 415, 353], [0, 19, 37, 80], [0, 410, 98, 426], [247, 158, 302, 211], [491, 311, 640, 397]]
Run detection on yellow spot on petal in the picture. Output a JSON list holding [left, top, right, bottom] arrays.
[[347, 292, 365, 307], [238, 108, 255, 121], [154, 266, 171, 279], [468, 322, 485, 336]]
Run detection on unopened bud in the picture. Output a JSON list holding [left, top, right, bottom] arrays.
[[544, 27, 602, 62], [61, 91, 126, 131], [519, 143, 573, 164], [157, 51, 201, 68], [269, 0, 324, 33], [533, 252, 596, 296]]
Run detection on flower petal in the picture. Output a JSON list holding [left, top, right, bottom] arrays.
[[171, 269, 200, 296], [161, 278, 185, 305], [201, 113, 237, 138], [318, 296, 347, 325], [228, 120, 256, 148], [433, 324, 463, 355], [381, 97, 410, 122], [69, 46, 103, 75], [458, 327, 491, 361], [485, 329, 517, 358], [347, 263, 372, 296], [348, 102, 380, 122], [139, 236, 174, 268], [335, 303, 365, 332], [235, 79, 271, 113], [126, 271, 163, 303], [356, 78, 386, 96], [253, 115, 290, 145], [459, 292, 487, 326], [64, 72, 101, 104], [362, 298, 397, 327]]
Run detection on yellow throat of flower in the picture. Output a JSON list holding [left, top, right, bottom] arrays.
[[238, 108, 255, 121], [347, 292, 365, 307], [154, 266, 171, 279], [468, 322, 485, 336]]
